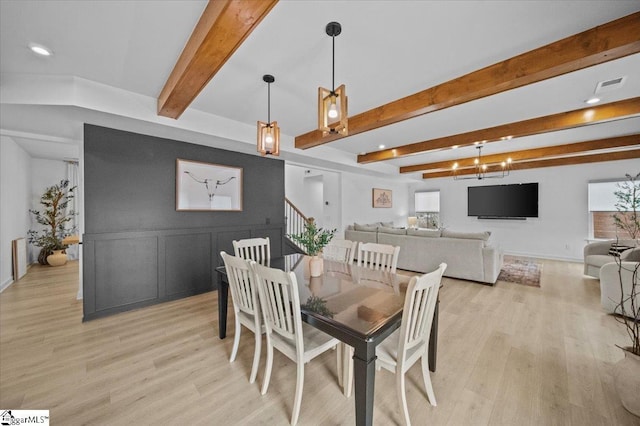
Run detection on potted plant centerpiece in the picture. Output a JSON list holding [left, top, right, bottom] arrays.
[[289, 217, 336, 277], [611, 172, 640, 416], [28, 179, 76, 266]]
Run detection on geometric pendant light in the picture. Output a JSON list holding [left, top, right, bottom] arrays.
[[318, 22, 348, 136], [257, 74, 280, 156]]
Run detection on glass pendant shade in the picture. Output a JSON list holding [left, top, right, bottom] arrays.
[[318, 84, 348, 136], [257, 121, 280, 156]]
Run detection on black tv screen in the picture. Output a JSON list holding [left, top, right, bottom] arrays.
[[468, 183, 538, 218]]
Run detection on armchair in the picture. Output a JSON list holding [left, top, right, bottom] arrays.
[[583, 239, 638, 278], [600, 261, 639, 316]]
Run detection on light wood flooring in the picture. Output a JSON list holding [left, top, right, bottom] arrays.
[[1, 259, 638, 425]]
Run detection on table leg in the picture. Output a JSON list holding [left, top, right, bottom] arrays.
[[218, 274, 228, 339], [352, 343, 376, 426], [428, 299, 439, 372]]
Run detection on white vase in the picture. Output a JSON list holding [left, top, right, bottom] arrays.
[[614, 348, 640, 417], [309, 256, 323, 277]]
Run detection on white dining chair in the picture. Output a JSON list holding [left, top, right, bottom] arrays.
[[357, 242, 400, 273], [220, 251, 264, 384], [233, 237, 270, 266], [250, 261, 340, 426], [376, 263, 447, 426], [322, 239, 358, 264]]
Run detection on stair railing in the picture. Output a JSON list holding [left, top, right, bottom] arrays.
[[285, 197, 308, 253]]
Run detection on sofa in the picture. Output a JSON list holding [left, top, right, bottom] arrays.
[[345, 223, 503, 284], [583, 239, 640, 278]]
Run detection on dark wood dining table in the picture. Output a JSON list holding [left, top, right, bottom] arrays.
[[215, 253, 439, 426]]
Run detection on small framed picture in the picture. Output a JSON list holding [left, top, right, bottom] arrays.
[[372, 188, 392, 208], [176, 159, 243, 211]]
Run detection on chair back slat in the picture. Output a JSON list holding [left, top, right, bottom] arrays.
[[400, 263, 447, 355], [252, 262, 302, 345], [221, 252, 259, 316], [323, 239, 357, 264], [357, 242, 400, 273], [233, 237, 271, 266]]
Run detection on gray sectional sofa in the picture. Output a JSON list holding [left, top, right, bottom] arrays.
[[345, 223, 503, 284]]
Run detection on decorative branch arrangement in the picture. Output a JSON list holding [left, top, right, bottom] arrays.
[[288, 217, 336, 256], [28, 179, 76, 264], [613, 172, 640, 240]]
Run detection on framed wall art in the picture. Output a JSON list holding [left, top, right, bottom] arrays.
[[372, 188, 392, 208], [176, 159, 243, 211]]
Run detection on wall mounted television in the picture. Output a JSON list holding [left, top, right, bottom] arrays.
[[468, 183, 538, 219]]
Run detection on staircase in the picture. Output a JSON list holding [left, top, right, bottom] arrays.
[[285, 197, 308, 254]]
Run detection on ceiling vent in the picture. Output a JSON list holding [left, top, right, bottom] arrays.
[[594, 76, 626, 94]]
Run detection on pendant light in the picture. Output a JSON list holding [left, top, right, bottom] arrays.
[[257, 74, 280, 156], [318, 21, 348, 136]]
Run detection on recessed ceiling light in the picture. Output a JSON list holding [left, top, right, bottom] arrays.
[[378, 144, 385, 150], [585, 97, 601, 105], [28, 42, 52, 56]]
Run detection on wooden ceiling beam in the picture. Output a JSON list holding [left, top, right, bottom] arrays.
[[158, 0, 278, 119], [421, 149, 640, 179], [400, 134, 640, 173], [358, 97, 640, 164], [295, 12, 640, 150]]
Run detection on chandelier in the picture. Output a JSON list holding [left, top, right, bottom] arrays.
[[257, 74, 280, 156], [452, 145, 512, 180], [318, 21, 348, 136]]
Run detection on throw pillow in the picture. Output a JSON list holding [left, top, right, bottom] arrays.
[[378, 226, 407, 235], [354, 223, 378, 232], [379, 221, 394, 228], [441, 229, 491, 241], [608, 244, 634, 257], [407, 228, 441, 238]]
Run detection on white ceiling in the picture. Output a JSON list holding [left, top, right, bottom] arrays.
[[1, 0, 639, 178]]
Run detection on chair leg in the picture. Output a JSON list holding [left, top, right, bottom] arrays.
[[420, 355, 437, 406], [343, 345, 353, 397], [291, 362, 304, 426], [230, 320, 241, 362], [261, 342, 273, 395], [396, 370, 411, 426], [337, 344, 343, 387], [249, 329, 261, 384]]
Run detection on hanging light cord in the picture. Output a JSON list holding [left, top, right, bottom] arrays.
[[331, 34, 336, 94], [267, 81, 271, 125]]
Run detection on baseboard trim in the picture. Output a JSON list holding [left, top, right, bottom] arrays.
[[503, 251, 582, 263], [0, 277, 14, 293]]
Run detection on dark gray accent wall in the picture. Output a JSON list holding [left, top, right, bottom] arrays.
[[83, 125, 285, 321]]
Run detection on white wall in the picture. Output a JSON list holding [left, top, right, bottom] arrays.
[[0, 136, 32, 291], [285, 164, 410, 238], [29, 158, 67, 262], [409, 159, 639, 261], [341, 170, 409, 236]]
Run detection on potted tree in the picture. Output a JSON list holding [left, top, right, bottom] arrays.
[[610, 172, 640, 416], [288, 217, 336, 277], [28, 179, 76, 266]]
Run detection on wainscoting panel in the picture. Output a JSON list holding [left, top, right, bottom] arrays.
[[165, 233, 212, 297], [83, 224, 284, 321], [94, 237, 159, 312]]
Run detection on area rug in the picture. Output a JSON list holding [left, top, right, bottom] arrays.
[[497, 256, 542, 287]]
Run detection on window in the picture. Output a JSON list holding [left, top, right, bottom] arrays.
[[415, 191, 440, 229], [587, 179, 629, 239]]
